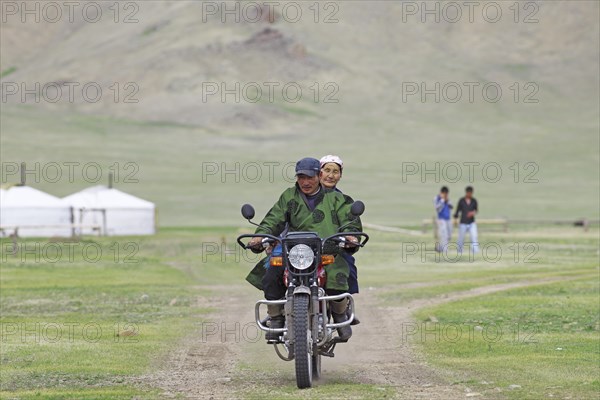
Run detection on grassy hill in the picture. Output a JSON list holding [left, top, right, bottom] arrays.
[[1, 1, 598, 226]]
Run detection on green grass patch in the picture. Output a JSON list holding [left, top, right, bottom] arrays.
[[0, 228, 249, 397], [367, 228, 599, 303], [142, 26, 159, 36], [0, 386, 160, 400], [1, 66, 17, 78], [413, 279, 600, 399]]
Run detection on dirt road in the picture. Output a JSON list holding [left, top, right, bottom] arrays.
[[136, 279, 563, 399]]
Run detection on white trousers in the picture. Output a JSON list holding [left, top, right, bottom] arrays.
[[457, 223, 479, 253]]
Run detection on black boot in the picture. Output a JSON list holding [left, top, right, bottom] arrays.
[[266, 315, 284, 341], [331, 299, 352, 340], [265, 304, 285, 342], [347, 307, 361, 325]]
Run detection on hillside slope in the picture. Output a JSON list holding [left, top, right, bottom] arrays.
[[1, 1, 598, 225]]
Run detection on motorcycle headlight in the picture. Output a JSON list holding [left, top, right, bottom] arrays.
[[288, 244, 315, 270]]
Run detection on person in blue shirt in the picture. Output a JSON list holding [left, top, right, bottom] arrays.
[[434, 186, 453, 253]]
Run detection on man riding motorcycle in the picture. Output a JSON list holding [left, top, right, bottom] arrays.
[[247, 157, 362, 340]]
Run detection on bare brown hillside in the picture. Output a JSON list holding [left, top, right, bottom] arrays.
[[1, 1, 598, 129]]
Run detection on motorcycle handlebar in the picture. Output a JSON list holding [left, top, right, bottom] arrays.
[[236, 233, 281, 250], [322, 232, 369, 248], [237, 232, 369, 252]]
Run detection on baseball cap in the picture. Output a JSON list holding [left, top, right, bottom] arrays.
[[295, 157, 321, 177], [320, 155, 343, 169]]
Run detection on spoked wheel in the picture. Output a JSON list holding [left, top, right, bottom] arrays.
[[312, 345, 321, 380], [293, 294, 312, 388]]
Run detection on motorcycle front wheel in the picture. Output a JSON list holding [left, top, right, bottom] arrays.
[[293, 294, 312, 388]]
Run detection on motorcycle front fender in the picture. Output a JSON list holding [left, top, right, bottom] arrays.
[[293, 286, 311, 295]]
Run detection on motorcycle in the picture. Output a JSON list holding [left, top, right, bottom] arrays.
[[236, 201, 369, 389]]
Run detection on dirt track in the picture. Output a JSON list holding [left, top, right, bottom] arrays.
[[135, 279, 565, 399]]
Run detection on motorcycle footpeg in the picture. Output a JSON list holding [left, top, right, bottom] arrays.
[[320, 349, 335, 358], [320, 341, 338, 357], [265, 334, 284, 344]]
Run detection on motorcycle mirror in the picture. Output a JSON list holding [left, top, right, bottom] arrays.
[[350, 201, 365, 217], [241, 204, 255, 220]]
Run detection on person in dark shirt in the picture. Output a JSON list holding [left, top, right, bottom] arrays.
[[453, 186, 479, 253]]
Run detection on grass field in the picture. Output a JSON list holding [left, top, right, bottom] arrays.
[[414, 279, 599, 399], [2, 103, 598, 228], [0, 228, 236, 399], [1, 2, 598, 398], [1, 225, 597, 399]]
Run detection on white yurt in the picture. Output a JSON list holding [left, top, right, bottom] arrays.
[[62, 185, 156, 236], [0, 185, 73, 237]]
